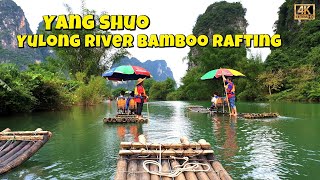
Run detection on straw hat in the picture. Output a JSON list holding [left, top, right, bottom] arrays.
[[136, 78, 146, 85]]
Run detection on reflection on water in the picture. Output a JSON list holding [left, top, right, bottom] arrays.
[[0, 101, 319, 179]]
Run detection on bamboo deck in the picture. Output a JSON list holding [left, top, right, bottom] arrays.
[[103, 114, 148, 123], [187, 106, 279, 119], [0, 128, 52, 174], [115, 135, 232, 180], [187, 106, 228, 114]]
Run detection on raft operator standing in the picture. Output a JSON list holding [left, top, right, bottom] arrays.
[[223, 76, 238, 116], [134, 78, 148, 120]]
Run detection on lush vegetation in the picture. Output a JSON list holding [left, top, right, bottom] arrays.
[[169, 1, 320, 102], [1, 0, 320, 116], [111, 78, 176, 101]]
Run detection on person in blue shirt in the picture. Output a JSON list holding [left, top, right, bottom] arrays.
[[223, 76, 237, 116], [126, 91, 135, 114]]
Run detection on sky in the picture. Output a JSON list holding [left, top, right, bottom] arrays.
[[13, 0, 284, 85]]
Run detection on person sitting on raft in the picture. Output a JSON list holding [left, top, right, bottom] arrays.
[[116, 90, 126, 113], [126, 91, 136, 114], [209, 92, 219, 110]]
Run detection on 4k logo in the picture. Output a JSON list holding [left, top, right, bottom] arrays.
[[294, 4, 316, 20]]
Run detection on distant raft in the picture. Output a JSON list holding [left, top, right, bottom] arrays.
[[186, 105, 228, 114], [103, 114, 148, 123], [115, 135, 232, 180], [240, 112, 280, 119], [0, 128, 52, 174]]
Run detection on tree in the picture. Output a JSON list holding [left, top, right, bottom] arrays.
[[44, 0, 128, 80], [258, 70, 284, 95], [149, 78, 176, 100]]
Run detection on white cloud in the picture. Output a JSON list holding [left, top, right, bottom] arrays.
[[13, 0, 284, 85]]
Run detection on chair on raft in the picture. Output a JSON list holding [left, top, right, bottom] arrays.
[[127, 98, 137, 115], [214, 97, 228, 113], [117, 98, 127, 114]]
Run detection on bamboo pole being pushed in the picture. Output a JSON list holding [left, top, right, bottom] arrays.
[[115, 156, 128, 180], [180, 136, 198, 180], [198, 140, 220, 180], [137, 135, 150, 180], [207, 154, 232, 180]]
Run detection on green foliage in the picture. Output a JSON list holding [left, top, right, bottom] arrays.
[[149, 78, 176, 100], [74, 76, 109, 105], [258, 69, 284, 95], [112, 87, 127, 98], [143, 79, 156, 95], [42, 0, 128, 79], [0, 64, 36, 114], [178, 1, 248, 101], [264, 0, 320, 102], [193, 1, 247, 36]]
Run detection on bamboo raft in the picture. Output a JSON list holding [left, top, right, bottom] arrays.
[[115, 135, 232, 180], [241, 112, 279, 119], [187, 106, 280, 119], [103, 114, 148, 123], [0, 128, 52, 174], [186, 106, 228, 114]]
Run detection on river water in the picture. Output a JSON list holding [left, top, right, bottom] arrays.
[[0, 101, 319, 179]]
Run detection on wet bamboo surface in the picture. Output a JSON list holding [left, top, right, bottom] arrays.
[[0, 128, 52, 174], [103, 114, 148, 123], [115, 135, 232, 180]]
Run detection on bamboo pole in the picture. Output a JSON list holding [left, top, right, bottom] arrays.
[[1, 128, 11, 132], [180, 136, 190, 144], [0, 135, 44, 141], [0, 141, 28, 163], [170, 159, 186, 180], [0, 131, 49, 135], [206, 154, 232, 180], [198, 155, 220, 180], [1, 141, 34, 165], [0, 141, 21, 157], [137, 134, 150, 180], [221, 70, 231, 116], [190, 157, 211, 180], [160, 160, 172, 180], [197, 140, 220, 180], [138, 160, 150, 180], [120, 142, 211, 150], [119, 150, 214, 156], [179, 136, 198, 180], [127, 158, 138, 180], [115, 156, 128, 180], [149, 156, 160, 180], [0, 133, 50, 175]]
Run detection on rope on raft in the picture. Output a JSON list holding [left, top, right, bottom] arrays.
[[141, 143, 211, 177]]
